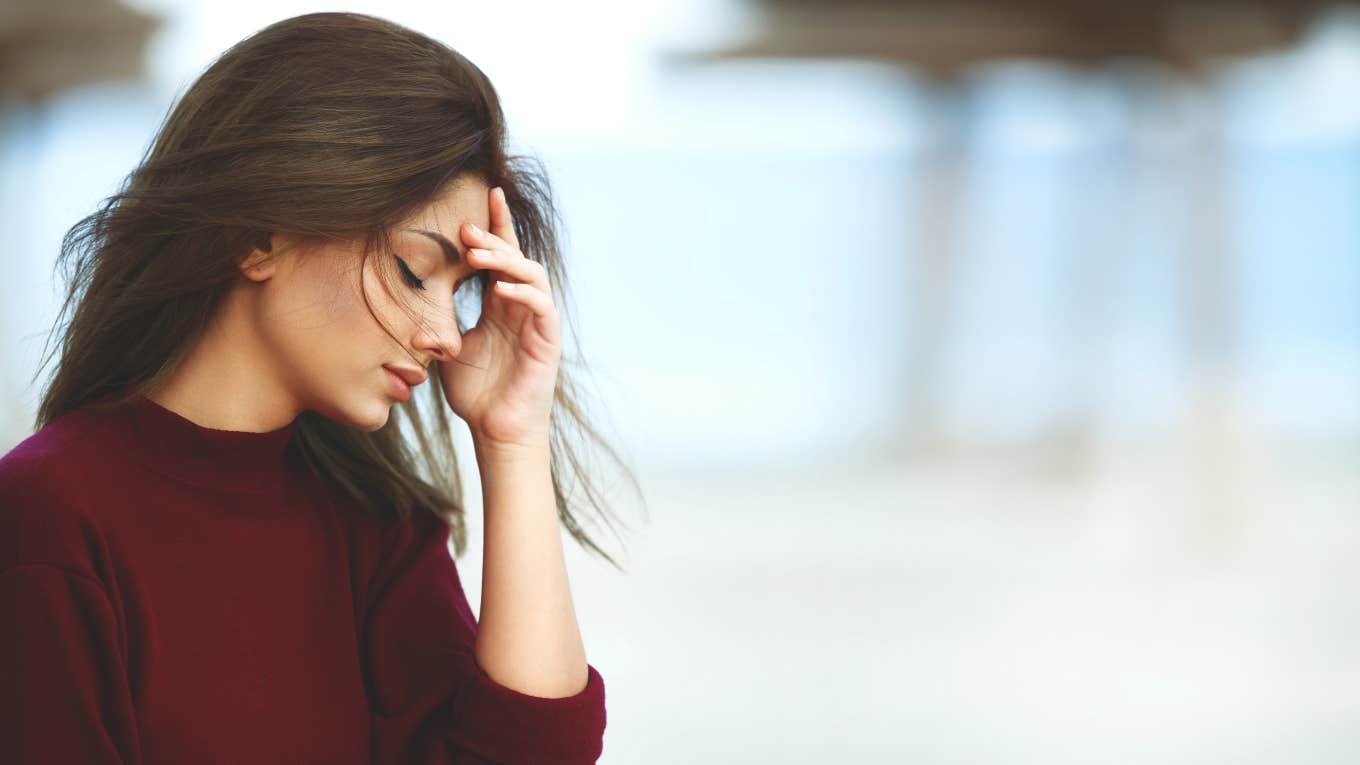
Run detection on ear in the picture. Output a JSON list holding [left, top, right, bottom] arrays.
[[237, 231, 280, 282]]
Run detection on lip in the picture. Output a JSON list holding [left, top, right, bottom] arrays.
[[383, 364, 428, 388], [383, 366, 414, 402]]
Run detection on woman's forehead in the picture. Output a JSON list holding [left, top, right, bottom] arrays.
[[405, 180, 492, 235]]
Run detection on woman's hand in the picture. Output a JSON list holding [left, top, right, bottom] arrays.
[[436, 186, 561, 450]]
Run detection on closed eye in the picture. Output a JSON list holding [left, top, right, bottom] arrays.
[[396, 256, 425, 290], [397, 255, 475, 294]]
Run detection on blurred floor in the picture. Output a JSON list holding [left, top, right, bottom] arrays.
[[449, 437, 1360, 764]]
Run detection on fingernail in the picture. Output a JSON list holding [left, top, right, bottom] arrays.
[[467, 223, 482, 235]]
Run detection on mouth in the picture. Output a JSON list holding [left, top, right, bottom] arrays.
[[382, 366, 414, 402]]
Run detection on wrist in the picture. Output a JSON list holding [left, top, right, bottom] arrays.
[[471, 432, 551, 461]]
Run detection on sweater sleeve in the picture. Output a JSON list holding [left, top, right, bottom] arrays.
[[0, 563, 140, 764], [0, 449, 141, 764], [361, 509, 607, 765]]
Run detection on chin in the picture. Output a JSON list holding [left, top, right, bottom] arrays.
[[362, 410, 392, 432], [357, 400, 395, 432], [310, 392, 393, 433]]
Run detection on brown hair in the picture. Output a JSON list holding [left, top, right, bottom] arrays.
[[29, 11, 643, 570]]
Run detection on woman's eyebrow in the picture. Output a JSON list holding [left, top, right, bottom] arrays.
[[408, 229, 463, 265]]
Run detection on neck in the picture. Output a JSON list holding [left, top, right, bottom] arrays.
[[149, 294, 300, 434]]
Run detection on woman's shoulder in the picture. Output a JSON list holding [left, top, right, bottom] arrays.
[[0, 406, 112, 495], [0, 409, 118, 575]]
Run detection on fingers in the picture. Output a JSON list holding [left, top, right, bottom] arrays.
[[461, 221, 495, 250], [492, 280, 561, 343], [465, 186, 559, 346], [462, 186, 519, 254], [488, 186, 519, 249], [461, 221, 521, 271], [466, 246, 548, 292]]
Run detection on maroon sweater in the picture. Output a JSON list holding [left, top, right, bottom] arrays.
[[0, 389, 606, 764]]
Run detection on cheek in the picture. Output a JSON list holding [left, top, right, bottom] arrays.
[[356, 258, 414, 338], [315, 259, 385, 336], [263, 258, 401, 375]]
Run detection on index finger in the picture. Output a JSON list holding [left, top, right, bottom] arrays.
[[487, 186, 520, 251]]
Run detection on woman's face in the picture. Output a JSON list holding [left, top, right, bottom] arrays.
[[245, 177, 491, 431]]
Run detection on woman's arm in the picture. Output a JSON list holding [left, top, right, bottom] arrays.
[[471, 438, 590, 699], [0, 563, 139, 764]]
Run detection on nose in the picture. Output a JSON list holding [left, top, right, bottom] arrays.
[[411, 311, 461, 363]]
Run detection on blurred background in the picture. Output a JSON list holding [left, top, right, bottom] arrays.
[[3, 0, 1358, 762]]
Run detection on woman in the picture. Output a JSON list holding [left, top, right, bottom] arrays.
[[0, 11, 640, 764]]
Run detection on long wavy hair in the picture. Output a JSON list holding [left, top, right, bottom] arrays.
[[29, 11, 643, 570]]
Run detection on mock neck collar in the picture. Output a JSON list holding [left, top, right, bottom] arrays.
[[104, 386, 301, 493]]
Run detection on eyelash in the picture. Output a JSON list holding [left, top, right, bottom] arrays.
[[397, 255, 473, 295], [396, 257, 426, 290]]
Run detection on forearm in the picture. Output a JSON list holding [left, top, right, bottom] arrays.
[[471, 439, 589, 699]]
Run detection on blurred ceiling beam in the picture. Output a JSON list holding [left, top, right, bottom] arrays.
[[680, 0, 1345, 72], [0, 0, 161, 104]]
